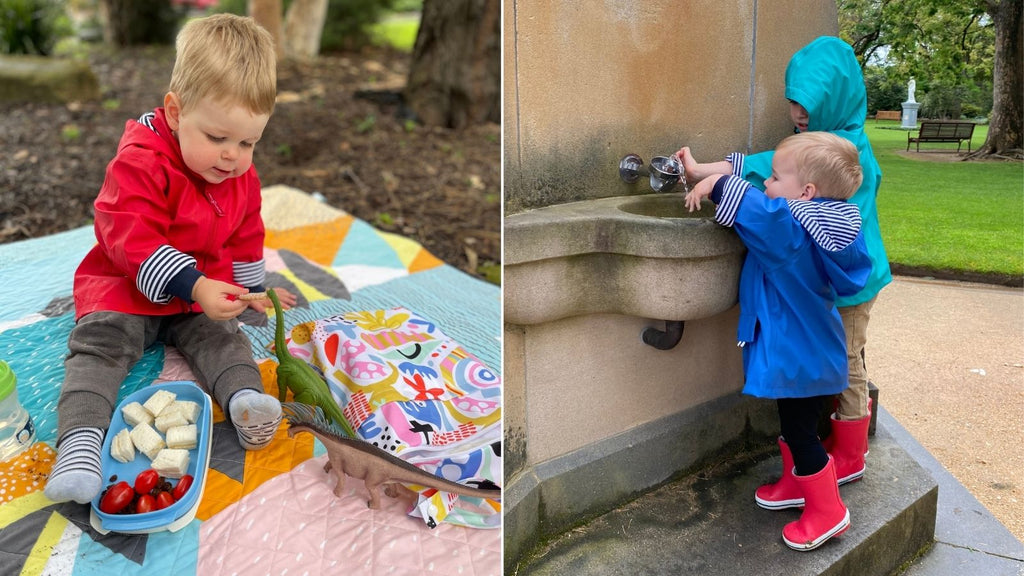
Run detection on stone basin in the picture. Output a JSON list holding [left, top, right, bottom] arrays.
[[618, 193, 707, 219], [504, 193, 746, 325]]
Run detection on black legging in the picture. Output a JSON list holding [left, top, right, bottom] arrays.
[[777, 396, 830, 476]]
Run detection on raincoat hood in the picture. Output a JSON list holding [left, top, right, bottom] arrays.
[[788, 199, 869, 300], [785, 36, 868, 136]]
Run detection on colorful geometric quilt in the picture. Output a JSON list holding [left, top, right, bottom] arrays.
[[280, 307, 502, 529], [0, 185, 502, 576]]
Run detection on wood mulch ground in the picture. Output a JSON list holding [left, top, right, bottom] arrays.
[[0, 44, 500, 282]]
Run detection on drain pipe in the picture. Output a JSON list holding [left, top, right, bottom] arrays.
[[642, 320, 685, 350]]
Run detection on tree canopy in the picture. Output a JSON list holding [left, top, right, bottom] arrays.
[[838, 0, 1021, 157], [839, 0, 993, 118]]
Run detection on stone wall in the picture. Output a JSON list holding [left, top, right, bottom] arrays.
[[504, 0, 839, 213]]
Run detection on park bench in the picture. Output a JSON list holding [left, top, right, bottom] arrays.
[[875, 110, 901, 121], [907, 121, 976, 153]]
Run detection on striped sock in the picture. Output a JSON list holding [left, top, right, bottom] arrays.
[[43, 427, 104, 504], [229, 389, 282, 450]]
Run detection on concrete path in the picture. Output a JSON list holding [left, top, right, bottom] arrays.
[[869, 277, 1023, 539], [869, 276, 1023, 574]]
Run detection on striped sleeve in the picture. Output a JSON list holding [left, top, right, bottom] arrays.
[[233, 259, 266, 289], [713, 175, 749, 228], [726, 153, 745, 177], [137, 245, 197, 304]]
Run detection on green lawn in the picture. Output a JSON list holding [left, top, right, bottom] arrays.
[[867, 121, 1024, 281]]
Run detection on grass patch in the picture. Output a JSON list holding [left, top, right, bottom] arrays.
[[868, 121, 1024, 281], [370, 13, 419, 52]]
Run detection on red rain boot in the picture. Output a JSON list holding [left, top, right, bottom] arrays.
[[755, 437, 804, 510], [782, 456, 850, 551], [823, 397, 872, 459], [829, 412, 871, 485]]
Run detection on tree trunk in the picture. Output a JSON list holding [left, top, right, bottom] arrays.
[[405, 0, 501, 128], [100, 0, 176, 46], [282, 0, 329, 59], [248, 0, 284, 59], [974, 0, 1023, 158]]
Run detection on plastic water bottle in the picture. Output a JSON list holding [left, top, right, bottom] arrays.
[[0, 360, 36, 461]]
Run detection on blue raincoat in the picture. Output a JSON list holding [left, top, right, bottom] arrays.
[[736, 36, 891, 307], [709, 175, 871, 399]]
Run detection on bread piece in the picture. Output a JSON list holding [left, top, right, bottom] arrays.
[[130, 422, 165, 460], [165, 424, 198, 450], [237, 292, 267, 301], [109, 428, 135, 463], [121, 402, 153, 427], [150, 448, 190, 478], [142, 389, 177, 418], [154, 410, 189, 433], [169, 400, 201, 424]]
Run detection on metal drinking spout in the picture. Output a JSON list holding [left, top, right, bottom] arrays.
[[619, 154, 687, 193]]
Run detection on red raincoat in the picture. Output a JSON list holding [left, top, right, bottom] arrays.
[[73, 108, 265, 321]]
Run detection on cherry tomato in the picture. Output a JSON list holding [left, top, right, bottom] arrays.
[[135, 493, 156, 514], [99, 481, 133, 514], [172, 475, 194, 501], [155, 490, 175, 510], [134, 469, 159, 495]]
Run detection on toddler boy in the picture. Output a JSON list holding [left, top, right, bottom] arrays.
[[45, 14, 297, 504]]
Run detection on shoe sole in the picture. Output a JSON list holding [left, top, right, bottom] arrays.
[[836, 467, 865, 486], [755, 496, 805, 510], [783, 509, 851, 551]]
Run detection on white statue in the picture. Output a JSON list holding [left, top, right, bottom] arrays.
[[907, 78, 916, 103]]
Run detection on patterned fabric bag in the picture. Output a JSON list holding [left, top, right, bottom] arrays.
[[281, 307, 501, 528]]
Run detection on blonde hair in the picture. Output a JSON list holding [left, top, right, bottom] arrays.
[[776, 132, 863, 200], [169, 14, 276, 115]]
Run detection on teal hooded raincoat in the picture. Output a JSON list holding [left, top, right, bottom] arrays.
[[737, 36, 891, 307]]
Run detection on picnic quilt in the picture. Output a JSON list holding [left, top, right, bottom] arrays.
[[0, 185, 502, 576]]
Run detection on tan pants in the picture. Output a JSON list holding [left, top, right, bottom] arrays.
[[837, 297, 876, 421]]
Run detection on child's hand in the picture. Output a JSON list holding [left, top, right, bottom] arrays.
[[674, 146, 733, 183], [245, 287, 298, 313], [192, 277, 248, 320], [685, 174, 721, 212], [675, 146, 700, 182]]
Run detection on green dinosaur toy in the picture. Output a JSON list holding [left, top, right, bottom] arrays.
[[268, 288, 356, 437]]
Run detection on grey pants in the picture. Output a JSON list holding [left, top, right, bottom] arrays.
[[57, 311, 262, 441]]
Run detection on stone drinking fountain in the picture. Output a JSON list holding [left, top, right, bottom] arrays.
[[504, 154, 755, 563]]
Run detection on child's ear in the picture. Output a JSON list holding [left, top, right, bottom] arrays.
[[801, 183, 818, 200], [164, 92, 182, 131]]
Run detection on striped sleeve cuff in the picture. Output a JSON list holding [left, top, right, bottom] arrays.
[[233, 259, 266, 290], [725, 153, 744, 177], [137, 245, 198, 304], [713, 175, 748, 228]]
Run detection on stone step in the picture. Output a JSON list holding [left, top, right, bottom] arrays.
[[513, 420, 937, 576]]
